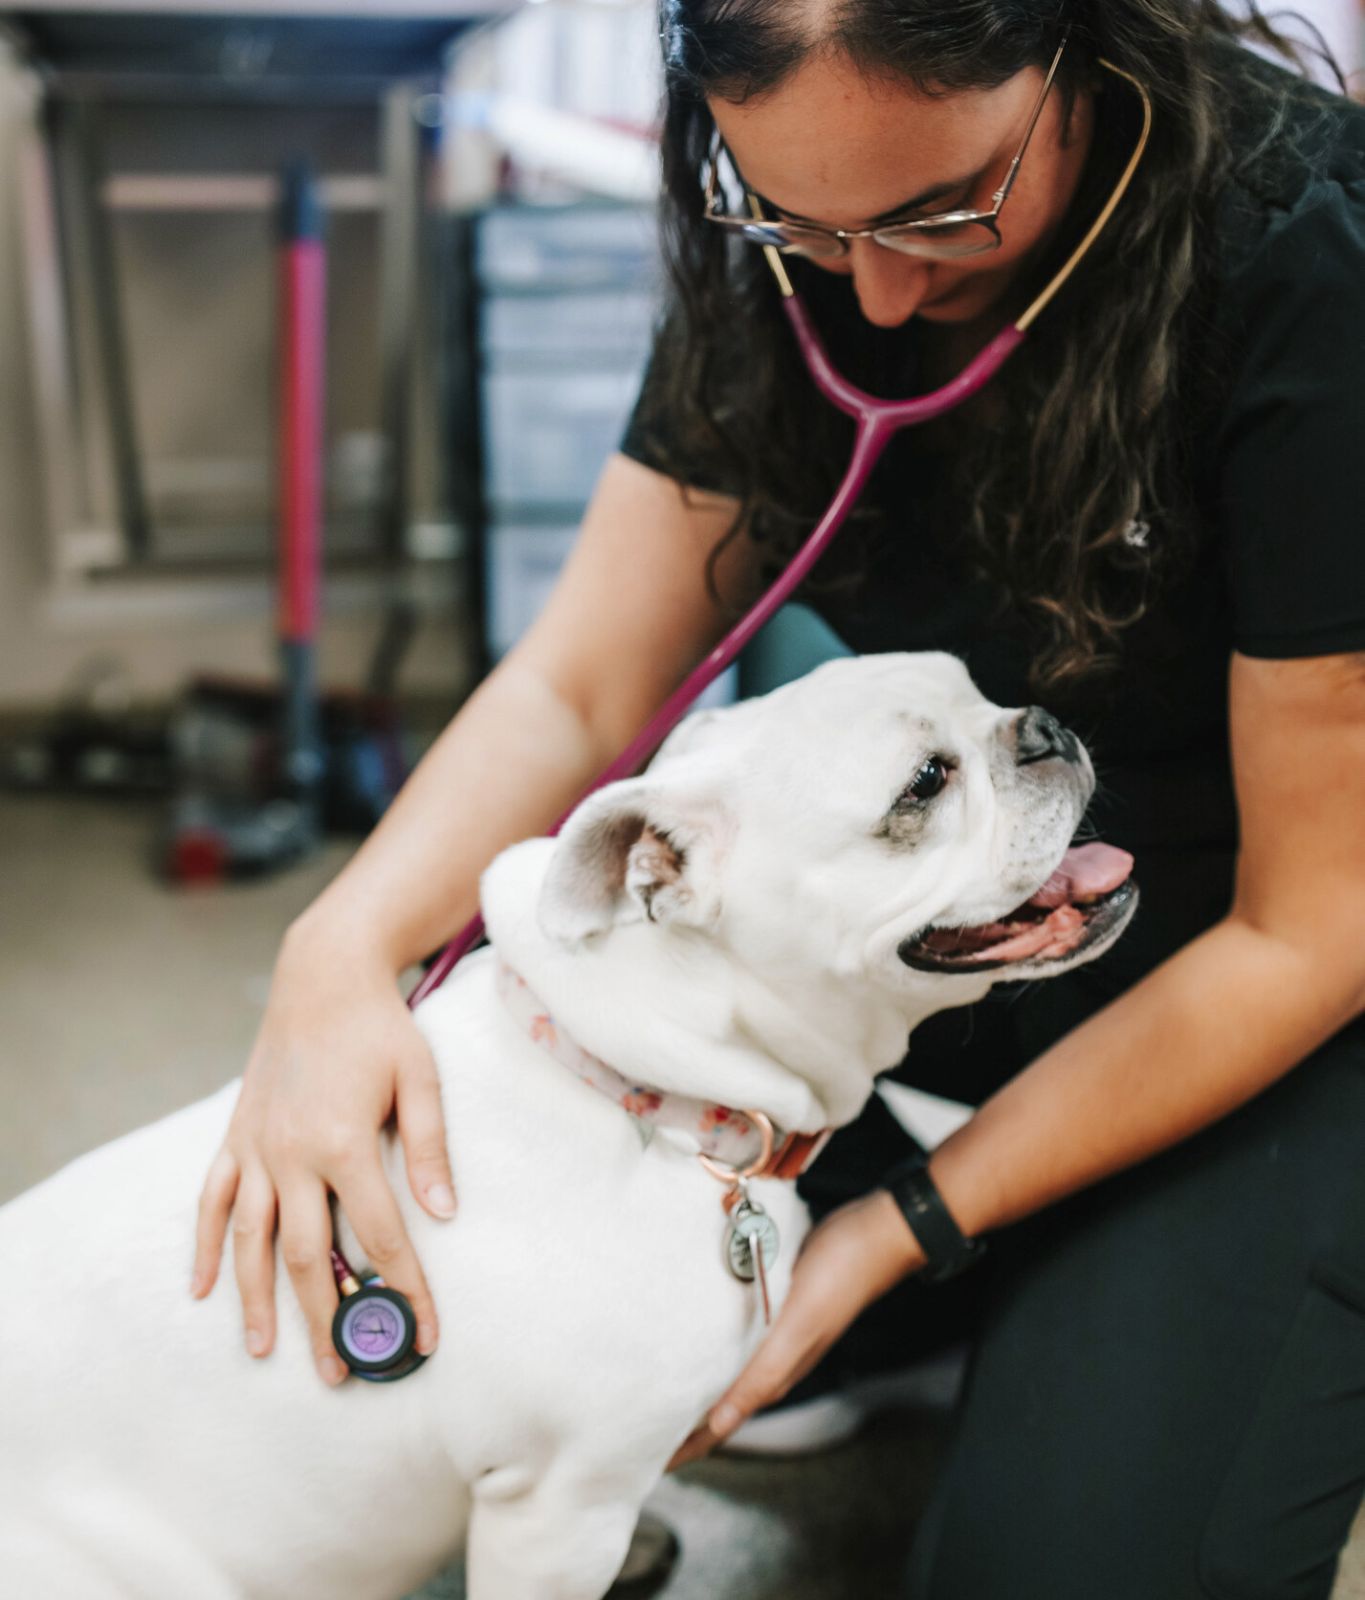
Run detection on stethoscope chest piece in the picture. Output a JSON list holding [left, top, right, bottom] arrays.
[[331, 1265, 427, 1383]]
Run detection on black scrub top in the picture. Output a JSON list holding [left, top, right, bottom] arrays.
[[620, 52, 1365, 1084]]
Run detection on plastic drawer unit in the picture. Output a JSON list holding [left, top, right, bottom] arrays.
[[477, 204, 659, 651]]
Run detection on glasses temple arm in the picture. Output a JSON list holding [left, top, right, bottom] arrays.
[[994, 34, 1069, 207]]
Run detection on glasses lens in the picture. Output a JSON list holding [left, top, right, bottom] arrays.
[[737, 220, 846, 260], [873, 218, 1000, 260]]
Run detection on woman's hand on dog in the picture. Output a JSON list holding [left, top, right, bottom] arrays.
[[189, 916, 456, 1385], [668, 1190, 926, 1467]]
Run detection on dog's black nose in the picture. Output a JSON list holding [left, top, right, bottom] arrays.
[[1015, 706, 1081, 766]]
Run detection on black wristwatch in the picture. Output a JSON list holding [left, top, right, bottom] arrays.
[[882, 1155, 987, 1283]]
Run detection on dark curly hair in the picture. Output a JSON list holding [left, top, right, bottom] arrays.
[[640, 2, 1347, 691]]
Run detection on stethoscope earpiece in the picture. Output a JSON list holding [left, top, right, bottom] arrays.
[[330, 1248, 428, 1383]]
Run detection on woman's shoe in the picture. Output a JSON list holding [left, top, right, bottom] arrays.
[[720, 1345, 968, 1457]]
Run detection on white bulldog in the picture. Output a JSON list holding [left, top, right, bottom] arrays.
[[0, 652, 1136, 1600]]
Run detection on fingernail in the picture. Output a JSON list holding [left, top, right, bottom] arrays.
[[427, 1183, 456, 1218], [320, 1355, 347, 1386], [245, 1328, 267, 1357], [416, 1322, 438, 1356], [709, 1403, 740, 1437], [190, 1270, 205, 1297]]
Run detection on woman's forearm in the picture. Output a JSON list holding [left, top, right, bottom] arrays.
[[688, 917, 1365, 1451], [288, 655, 617, 974], [928, 916, 1365, 1240]]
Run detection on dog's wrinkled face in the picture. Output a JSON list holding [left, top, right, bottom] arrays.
[[540, 653, 1136, 998]]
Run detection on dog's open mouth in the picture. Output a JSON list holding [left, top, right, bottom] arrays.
[[900, 843, 1136, 973]]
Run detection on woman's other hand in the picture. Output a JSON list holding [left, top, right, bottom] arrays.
[[183, 453, 750, 1389], [190, 915, 454, 1385], [669, 1190, 925, 1468]]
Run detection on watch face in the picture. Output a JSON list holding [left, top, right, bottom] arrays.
[[339, 1293, 407, 1364]]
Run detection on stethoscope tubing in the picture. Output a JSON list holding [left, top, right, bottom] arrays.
[[412, 55, 1151, 1000], [782, 294, 1026, 429], [336, 56, 1155, 1336], [407, 307, 1027, 1005], [334, 304, 1025, 1376]]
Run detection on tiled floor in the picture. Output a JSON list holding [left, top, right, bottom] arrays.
[[5, 793, 1363, 1600]]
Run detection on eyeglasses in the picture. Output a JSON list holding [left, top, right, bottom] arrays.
[[703, 33, 1070, 263]]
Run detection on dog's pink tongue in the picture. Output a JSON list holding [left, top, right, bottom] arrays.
[[1028, 843, 1134, 909]]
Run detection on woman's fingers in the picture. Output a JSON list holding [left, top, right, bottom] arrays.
[[278, 1178, 349, 1385], [394, 1041, 457, 1219], [669, 1195, 926, 1472], [707, 1320, 822, 1441], [190, 926, 454, 1376], [231, 1163, 280, 1358], [334, 1156, 441, 1357], [668, 1418, 724, 1471], [667, 1318, 821, 1470], [192, 1143, 241, 1297]]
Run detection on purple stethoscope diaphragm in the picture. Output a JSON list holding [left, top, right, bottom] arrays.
[[330, 1246, 426, 1382], [329, 56, 1151, 1384]]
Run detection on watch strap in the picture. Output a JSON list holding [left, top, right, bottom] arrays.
[[883, 1155, 986, 1283]]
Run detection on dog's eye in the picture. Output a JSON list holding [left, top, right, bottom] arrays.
[[906, 757, 950, 802]]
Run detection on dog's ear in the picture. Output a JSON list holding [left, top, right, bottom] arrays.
[[538, 779, 728, 943]]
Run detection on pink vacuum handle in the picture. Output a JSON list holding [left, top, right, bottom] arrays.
[[279, 232, 325, 644]]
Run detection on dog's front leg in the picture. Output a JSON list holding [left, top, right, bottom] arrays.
[[465, 1468, 647, 1600]]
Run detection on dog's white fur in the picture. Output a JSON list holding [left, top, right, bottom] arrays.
[[0, 653, 1133, 1599]]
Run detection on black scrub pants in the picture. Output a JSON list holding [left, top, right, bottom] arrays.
[[799, 980, 1365, 1600]]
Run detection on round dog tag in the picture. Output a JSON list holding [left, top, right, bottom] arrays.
[[724, 1203, 780, 1283], [332, 1281, 421, 1378]]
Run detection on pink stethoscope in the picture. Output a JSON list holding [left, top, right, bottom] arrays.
[[329, 58, 1152, 1380]]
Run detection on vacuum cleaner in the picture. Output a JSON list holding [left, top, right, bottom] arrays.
[[163, 164, 403, 884]]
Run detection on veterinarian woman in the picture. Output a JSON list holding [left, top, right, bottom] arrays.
[[191, 3, 1365, 1594]]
